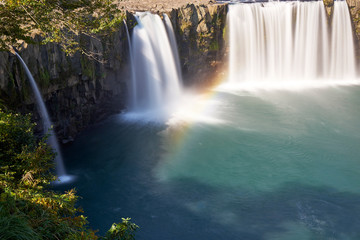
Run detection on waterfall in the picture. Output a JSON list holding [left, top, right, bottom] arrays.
[[163, 14, 183, 82], [330, 1, 356, 78], [15, 53, 67, 179], [128, 12, 182, 119], [228, 1, 357, 84], [123, 20, 138, 109]]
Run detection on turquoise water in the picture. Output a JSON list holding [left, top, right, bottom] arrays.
[[60, 84, 360, 240]]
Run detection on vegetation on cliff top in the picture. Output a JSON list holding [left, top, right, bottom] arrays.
[[0, 0, 123, 58], [0, 109, 138, 239]]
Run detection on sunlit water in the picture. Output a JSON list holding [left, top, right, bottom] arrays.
[[57, 83, 360, 239]]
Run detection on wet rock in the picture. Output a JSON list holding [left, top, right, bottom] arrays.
[[323, 0, 334, 16], [173, 3, 227, 86]]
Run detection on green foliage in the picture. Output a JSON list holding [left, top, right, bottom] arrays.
[[39, 68, 51, 89], [222, 25, 227, 42], [0, 110, 38, 168], [104, 218, 139, 240], [81, 55, 95, 79], [0, 0, 124, 58], [0, 203, 40, 240], [209, 39, 219, 51], [0, 109, 138, 239]]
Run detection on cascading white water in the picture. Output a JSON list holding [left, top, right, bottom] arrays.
[[123, 19, 138, 110], [128, 12, 182, 119], [15, 53, 67, 179], [330, 1, 356, 78], [228, 1, 357, 84], [163, 14, 183, 82]]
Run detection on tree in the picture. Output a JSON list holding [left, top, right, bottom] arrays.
[[0, 109, 138, 239], [0, 0, 123, 58]]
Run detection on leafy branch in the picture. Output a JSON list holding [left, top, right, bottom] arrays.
[[0, 0, 124, 60]]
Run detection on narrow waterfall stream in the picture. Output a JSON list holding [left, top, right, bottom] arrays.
[[59, 2, 360, 239], [163, 14, 183, 82], [330, 1, 356, 78], [15, 53, 68, 181]]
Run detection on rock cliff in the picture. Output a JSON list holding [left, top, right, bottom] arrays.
[[0, 3, 227, 142], [0, 15, 134, 142], [170, 3, 227, 86], [1, 0, 359, 142]]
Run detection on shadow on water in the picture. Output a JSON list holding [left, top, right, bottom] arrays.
[[148, 180, 360, 240], [58, 170, 360, 240], [56, 119, 360, 240]]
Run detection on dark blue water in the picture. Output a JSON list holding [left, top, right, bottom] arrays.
[[58, 84, 360, 240]]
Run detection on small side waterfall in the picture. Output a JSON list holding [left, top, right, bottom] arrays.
[[15, 53, 67, 179], [163, 14, 183, 82], [123, 20, 138, 109], [228, 1, 357, 84], [330, 1, 356, 78], [128, 12, 182, 119]]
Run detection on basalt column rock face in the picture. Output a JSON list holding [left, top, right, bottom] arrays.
[[0, 4, 229, 142], [0, 14, 136, 142], [169, 3, 228, 86]]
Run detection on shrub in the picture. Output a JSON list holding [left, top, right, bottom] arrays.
[[0, 109, 138, 239]]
